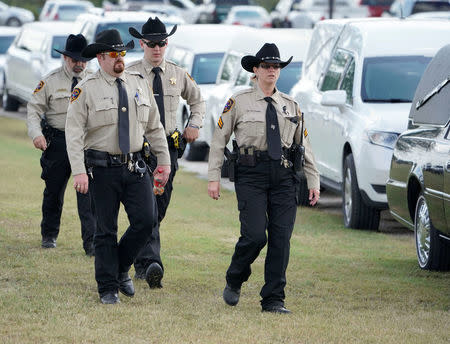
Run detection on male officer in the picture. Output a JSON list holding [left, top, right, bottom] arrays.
[[208, 43, 320, 313], [127, 17, 205, 287], [27, 34, 96, 255], [65, 29, 171, 304]]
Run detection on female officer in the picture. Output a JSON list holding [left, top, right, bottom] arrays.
[[207, 43, 320, 314]]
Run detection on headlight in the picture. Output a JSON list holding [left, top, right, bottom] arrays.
[[367, 131, 399, 149]]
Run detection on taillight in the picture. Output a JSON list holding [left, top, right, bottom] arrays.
[[320, 16, 325, 21], [263, 22, 272, 28], [232, 21, 241, 25], [54, 13, 59, 20]]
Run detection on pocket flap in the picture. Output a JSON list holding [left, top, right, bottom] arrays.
[[164, 88, 181, 96], [95, 100, 117, 112]]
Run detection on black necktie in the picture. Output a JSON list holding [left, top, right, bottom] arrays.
[[116, 78, 130, 154], [264, 97, 282, 160], [152, 67, 165, 128], [71, 77, 78, 92]]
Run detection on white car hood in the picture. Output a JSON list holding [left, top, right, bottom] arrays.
[[358, 102, 411, 134]]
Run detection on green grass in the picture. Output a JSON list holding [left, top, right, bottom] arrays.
[[0, 117, 449, 343]]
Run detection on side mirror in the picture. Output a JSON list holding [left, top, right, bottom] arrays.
[[321, 90, 347, 108]]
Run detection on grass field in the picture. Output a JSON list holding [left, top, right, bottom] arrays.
[[0, 116, 449, 343]]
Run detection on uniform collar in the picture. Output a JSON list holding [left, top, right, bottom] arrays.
[[143, 58, 166, 75], [255, 82, 280, 104], [99, 68, 126, 86]]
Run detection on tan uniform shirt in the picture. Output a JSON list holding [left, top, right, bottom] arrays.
[[208, 83, 320, 190], [65, 68, 170, 176], [126, 58, 205, 135], [27, 64, 92, 140]]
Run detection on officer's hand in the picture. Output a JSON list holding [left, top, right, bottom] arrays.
[[33, 136, 47, 151], [74, 173, 89, 194], [154, 165, 171, 186], [183, 126, 199, 143], [208, 181, 220, 200], [309, 188, 320, 206]]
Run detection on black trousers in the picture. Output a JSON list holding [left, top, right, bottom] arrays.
[[40, 134, 95, 251], [134, 148, 178, 273], [226, 159, 297, 308], [89, 165, 158, 295]]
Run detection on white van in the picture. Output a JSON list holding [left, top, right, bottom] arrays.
[[290, 18, 450, 229]]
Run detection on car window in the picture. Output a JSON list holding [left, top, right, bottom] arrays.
[[340, 59, 355, 105], [320, 49, 352, 92], [0, 36, 15, 54], [55, 4, 92, 21], [234, 10, 262, 18], [80, 21, 96, 43], [362, 56, 431, 103], [278, 61, 302, 94], [191, 52, 224, 84], [411, 1, 450, 14], [170, 0, 186, 8], [51, 35, 68, 58], [235, 68, 250, 86], [220, 53, 240, 83], [18, 30, 46, 53], [96, 22, 145, 52], [169, 47, 188, 68]]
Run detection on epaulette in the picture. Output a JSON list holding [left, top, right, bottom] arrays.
[[165, 59, 179, 67], [43, 66, 63, 80], [126, 70, 144, 78], [126, 59, 142, 69], [280, 92, 296, 102], [234, 87, 254, 99]]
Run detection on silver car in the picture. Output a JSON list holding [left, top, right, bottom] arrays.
[[0, 1, 34, 26]]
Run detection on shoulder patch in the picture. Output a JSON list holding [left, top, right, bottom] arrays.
[[70, 87, 82, 103], [222, 98, 235, 114], [33, 81, 45, 94], [304, 128, 308, 138], [217, 116, 223, 129]]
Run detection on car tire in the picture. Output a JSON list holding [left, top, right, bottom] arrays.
[[3, 89, 20, 112], [185, 141, 209, 161], [6, 17, 21, 27], [414, 194, 450, 271], [342, 153, 380, 230]]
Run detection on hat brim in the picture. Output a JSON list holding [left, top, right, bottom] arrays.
[[81, 40, 135, 58], [54, 49, 92, 62], [241, 55, 293, 73], [129, 25, 177, 42]]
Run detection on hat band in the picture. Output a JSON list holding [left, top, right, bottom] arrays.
[[110, 44, 125, 48], [261, 57, 281, 61]]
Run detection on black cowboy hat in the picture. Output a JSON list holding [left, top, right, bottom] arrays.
[[129, 16, 177, 42], [81, 29, 134, 58], [54, 34, 92, 62], [241, 43, 292, 73]]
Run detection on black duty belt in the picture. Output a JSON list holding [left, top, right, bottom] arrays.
[[85, 149, 143, 167], [52, 128, 65, 137]]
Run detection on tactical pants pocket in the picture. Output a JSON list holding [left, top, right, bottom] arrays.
[[40, 155, 55, 180]]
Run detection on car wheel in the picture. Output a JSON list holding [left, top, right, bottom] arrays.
[[3, 88, 20, 111], [342, 153, 380, 230], [6, 17, 21, 27], [414, 194, 450, 270], [185, 141, 209, 161]]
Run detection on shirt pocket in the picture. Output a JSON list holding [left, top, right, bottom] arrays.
[[280, 116, 298, 146], [135, 93, 151, 123], [241, 111, 265, 138], [51, 92, 70, 114], [164, 87, 181, 112], [87, 100, 117, 129]]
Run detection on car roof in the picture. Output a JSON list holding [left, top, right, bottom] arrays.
[[0, 26, 21, 36], [168, 24, 247, 53], [20, 21, 74, 35], [76, 10, 156, 23], [318, 18, 450, 57]]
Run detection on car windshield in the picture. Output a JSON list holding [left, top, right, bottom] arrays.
[[56, 5, 92, 21], [278, 61, 302, 94], [362, 56, 431, 103], [0, 36, 15, 54], [96, 22, 146, 52], [234, 10, 262, 18], [51, 35, 69, 58], [191, 52, 224, 84]]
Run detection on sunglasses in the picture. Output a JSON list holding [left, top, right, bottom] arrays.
[[259, 63, 281, 70], [102, 50, 127, 58], [144, 40, 167, 48]]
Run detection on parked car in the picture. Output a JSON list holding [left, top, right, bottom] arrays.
[[287, 0, 369, 28], [386, 44, 450, 270], [385, 0, 450, 17], [360, 0, 394, 17], [164, 24, 247, 160], [223, 5, 271, 27], [103, 0, 200, 23], [43, 0, 94, 21], [2, 21, 74, 111], [73, 10, 182, 70], [197, 0, 255, 23], [0, 1, 34, 26], [290, 18, 450, 229], [270, 0, 302, 27], [407, 10, 450, 19], [0, 26, 19, 101]]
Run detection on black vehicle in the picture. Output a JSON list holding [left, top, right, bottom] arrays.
[[386, 44, 450, 271]]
